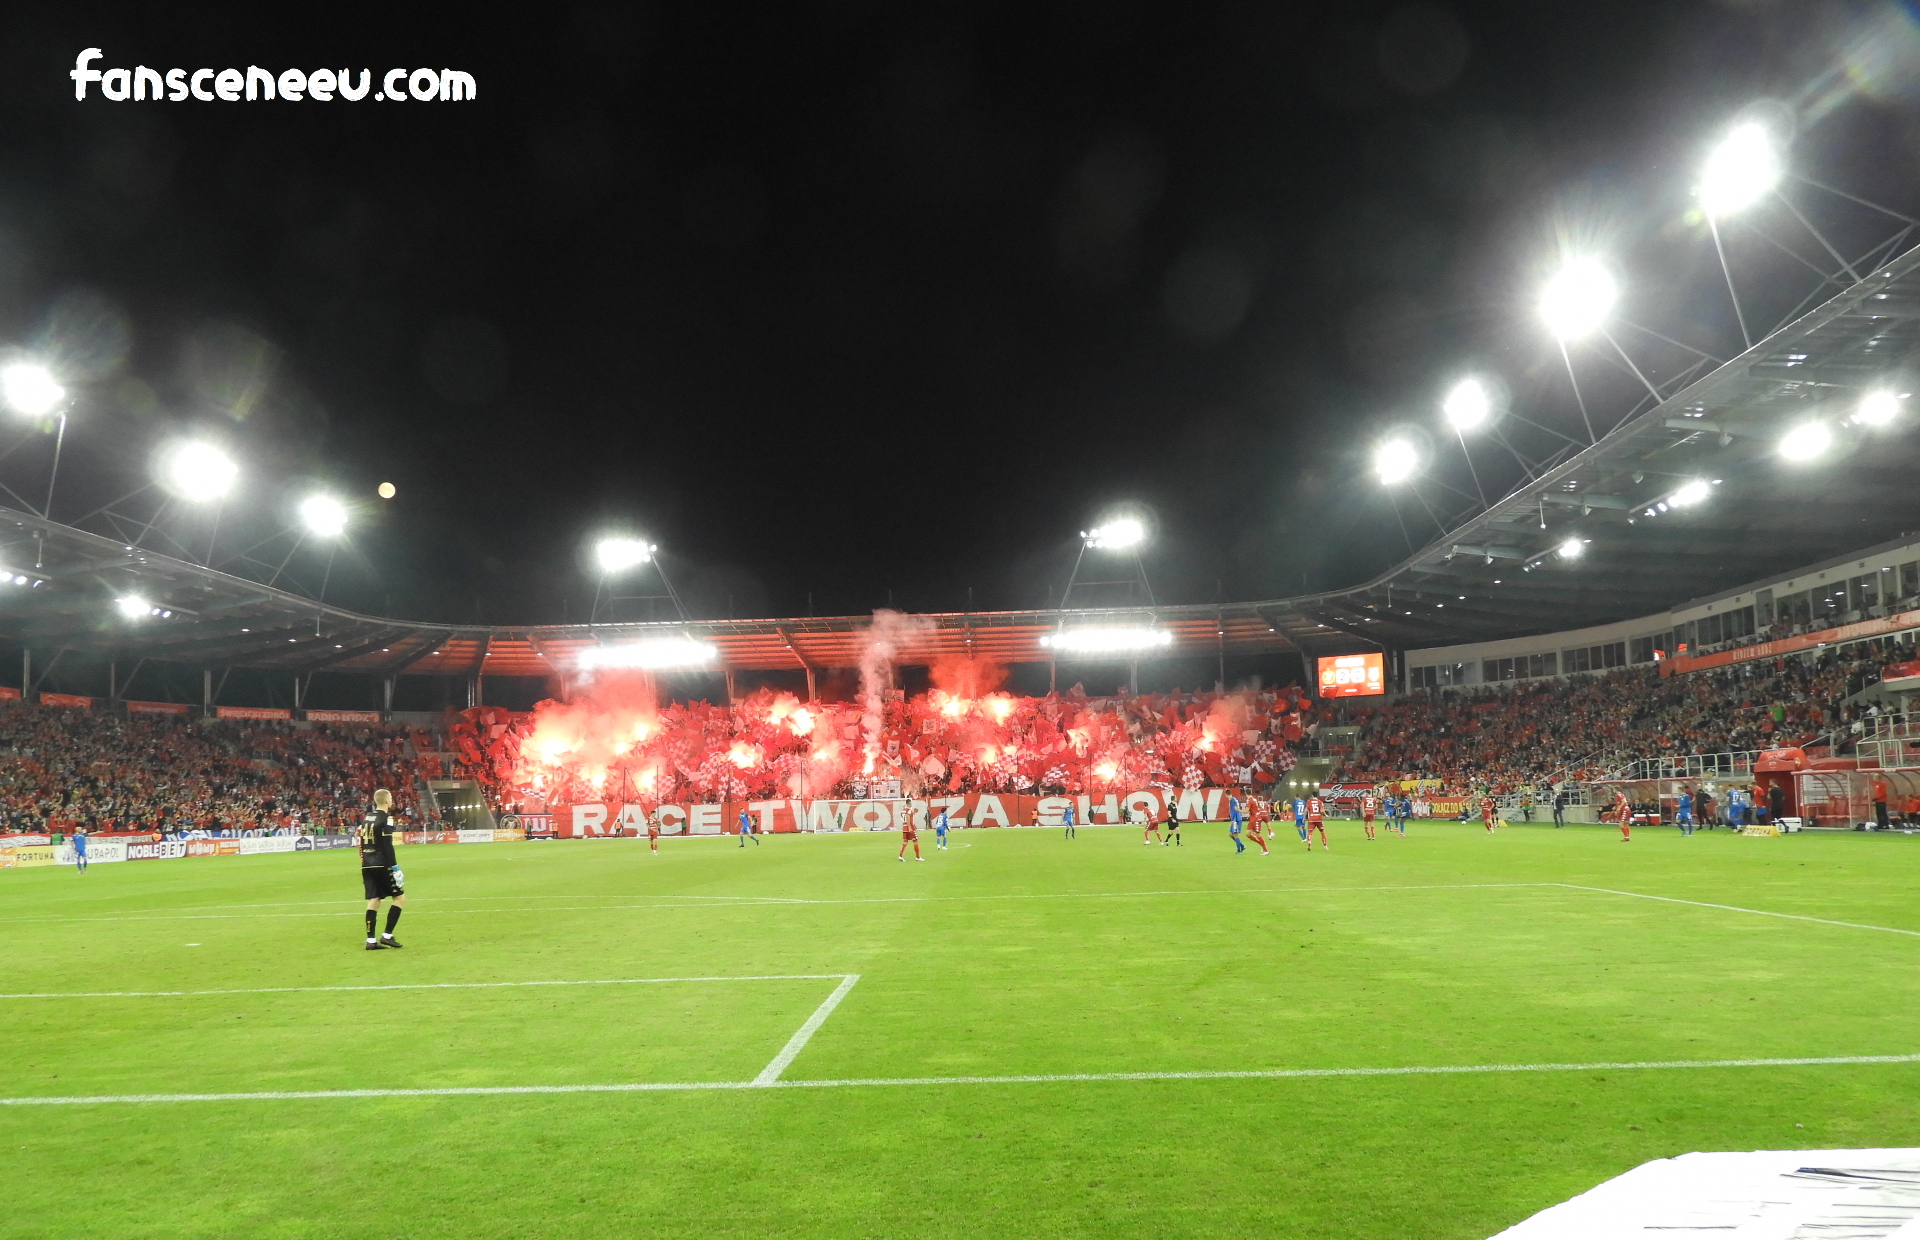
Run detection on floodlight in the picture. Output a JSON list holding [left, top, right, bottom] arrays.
[[1442, 378, 1492, 431], [1668, 478, 1710, 508], [1557, 538, 1585, 560], [577, 639, 715, 670], [1085, 519, 1145, 550], [1039, 628, 1173, 653], [1372, 439, 1418, 485], [116, 594, 151, 619], [299, 494, 348, 537], [1777, 421, 1832, 462], [1539, 258, 1618, 341], [1, 363, 65, 418], [377, 481, 397, 499], [1698, 122, 1781, 218], [594, 537, 654, 574], [159, 442, 238, 502], [1853, 391, 1902, 427]]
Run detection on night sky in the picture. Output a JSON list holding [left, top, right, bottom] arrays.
[[1, 2, 1916, 628]]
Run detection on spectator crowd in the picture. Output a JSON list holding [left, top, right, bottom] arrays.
[[0, 706, 423, 835]]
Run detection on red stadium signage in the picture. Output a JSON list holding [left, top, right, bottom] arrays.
[[215, 706, 293, 720], [0, 686, 18, 701], [306, 709, 381, 723], [1661, 607, 1920, 677], [39, 692, 92, 709], [1316, 653, 1384, 698], [126, 700, 191, 715]]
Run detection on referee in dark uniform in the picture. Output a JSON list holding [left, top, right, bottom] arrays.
[[359, 788, 406, 950]]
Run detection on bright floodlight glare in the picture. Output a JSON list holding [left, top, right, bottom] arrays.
[[1039, 628, 1173, 653], [116, 594, 150, 619], [1778, 421, 1832, 463], [1442, 378, 1492, 431], [1539, 258, 1618, 341], [1, 363, 65, 418], [160, 442, 238, 503], [1854, 390, 1902, 427], [299, 494, 348, 537], [1373, 439, 1418, 485], [577, 639, 715, 670], [377, 481, 397, 499], [594, 537, 653, 574], [1668, 478, 1711, 507], [1086, 518, 1145, 550], [1699, 122, 1781, 217], [1557, 538, 1585, 560]]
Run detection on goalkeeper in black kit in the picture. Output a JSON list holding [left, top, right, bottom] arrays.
[[359, 788, 406, 950]]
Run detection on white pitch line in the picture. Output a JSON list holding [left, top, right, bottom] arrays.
[[0, 882, 1548, 925], [1554, 884, 1920, 938], [0, 974, 847, 1001], [752, 974, 860, 1086], [6, 1050, 1917, 1107]]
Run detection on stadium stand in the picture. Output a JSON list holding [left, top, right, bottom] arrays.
[[0, 707, 423, 835]]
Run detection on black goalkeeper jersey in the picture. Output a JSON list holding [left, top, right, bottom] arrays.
[[357, 810, 397, 869]]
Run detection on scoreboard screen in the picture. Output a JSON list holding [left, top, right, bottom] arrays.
[[1317, 653, 1385, 698]]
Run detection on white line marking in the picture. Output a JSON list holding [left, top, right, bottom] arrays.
[[5, 1051, 1914, 1107], [752, 974, 860, 1086], [0, 882, 1546, 924], [0, 974, 845, 1001], [1554, 884, 1920, 938]]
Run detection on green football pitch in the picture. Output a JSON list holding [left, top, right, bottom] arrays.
[[5, 820, 1919, 1239]]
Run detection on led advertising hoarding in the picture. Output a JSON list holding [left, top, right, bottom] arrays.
[[1317, 652, 1385, 698]]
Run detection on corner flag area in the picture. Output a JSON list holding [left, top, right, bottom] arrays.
[[5, 820, 1919, 1238]]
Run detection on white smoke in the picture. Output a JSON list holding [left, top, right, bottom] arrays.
[[858, 609, 932, 774]]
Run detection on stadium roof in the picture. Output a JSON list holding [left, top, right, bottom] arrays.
[[2, 241, 1918, 678]]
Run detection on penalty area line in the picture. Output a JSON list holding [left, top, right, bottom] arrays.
[[1555, 884, 1920, 938], [0, 974, 854, 1001], [5, 1050, 1916, 1107]]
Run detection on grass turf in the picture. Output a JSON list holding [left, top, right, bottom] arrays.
[[3, 818, 1919, 1238]]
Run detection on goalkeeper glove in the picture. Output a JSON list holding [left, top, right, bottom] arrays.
[[390, 866, 404, 887]]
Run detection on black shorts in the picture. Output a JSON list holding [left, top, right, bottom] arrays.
[[362, 866, 402, 900]]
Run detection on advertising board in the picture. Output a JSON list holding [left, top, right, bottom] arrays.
[[126, 701, 191, 715], [215, 706, 293, 720], [305, 709, 381, 723]]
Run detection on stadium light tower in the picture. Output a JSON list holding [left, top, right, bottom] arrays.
[[1060, 514, 1155, 611], [1853, 390, 1904, 427], [589, 534, 685, 623], [1057, 512, 1158, 694], [159, 441, 238, 503], [1777, 421, 1832, 463], [1539, 258, 1617, 342], [2, 361, 71, 518], [1442, 378, 1492, 431], [1698, 122, 1782, 218], [300, 494, 349, 537], [1373, 438, 1418, 485]]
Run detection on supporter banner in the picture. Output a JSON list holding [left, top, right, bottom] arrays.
[[39, 692, 91, 709], [126, 700, 191, 716], [294, 834, 356, 850], [57, 839, 128, 865], [306, 709, 381, 723], [1662, 607, 1920, 677], [518, 814, 554, 838], [0, 686, 19, 701], [127, 840, 189, 860], [215, 706, 293, 720], [550, 788, 1230, 838], [237, 836, 300, 855]]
